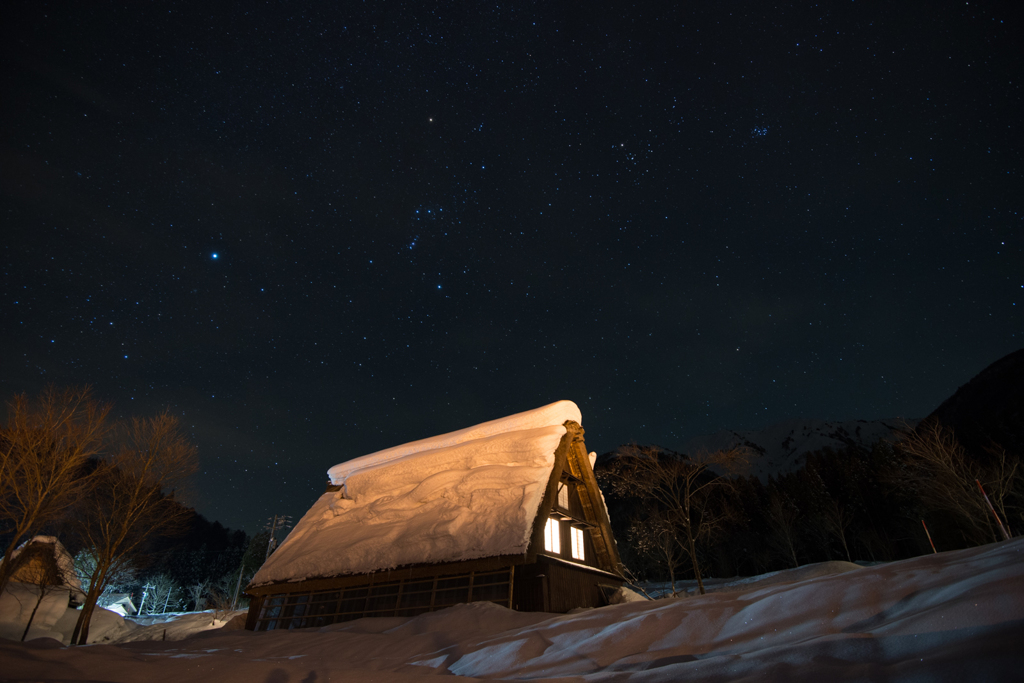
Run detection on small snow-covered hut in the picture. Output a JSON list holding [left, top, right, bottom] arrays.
[[245, 400, 623, 630], [0, 536, 86, 642], [3, 536, 84, 604], [102, 594, 138, 617]]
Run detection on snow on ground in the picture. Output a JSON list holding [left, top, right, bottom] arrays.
[[3, 537, 1023, 682], [0, 583, 134, 645], [253, 401, 580, 585], [637, 559, 864, 599], [116, 611, 247, 643]]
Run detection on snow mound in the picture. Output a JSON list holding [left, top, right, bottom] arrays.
[[642, 560, 863, 598], [0, 583, 75, 642], [608, 585, 649, 604], [2, 538, 1022, 681], [253, 401, 580, 585], [117, 610, 247, 643]]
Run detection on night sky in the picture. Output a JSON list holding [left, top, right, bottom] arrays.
[[2, 2, 1020, 534]]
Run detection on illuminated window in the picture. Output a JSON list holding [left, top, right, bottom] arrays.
[[544, 518, 561, 554], [570, 527, 586, 561], [557, 482, 569, 509]]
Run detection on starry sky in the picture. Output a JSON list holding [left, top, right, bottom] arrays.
[[2, 2, 1021, 533]]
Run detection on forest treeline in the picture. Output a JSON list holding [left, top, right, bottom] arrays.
[[596, 421, 1022, 593], [76, 511, 268, 616]]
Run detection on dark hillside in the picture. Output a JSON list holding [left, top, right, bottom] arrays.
[[926, 348, 1024, 457]]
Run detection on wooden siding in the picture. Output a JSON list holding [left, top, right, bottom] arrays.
[[250, 567, 514, 631], [513, 555, 622, 613], [246, 554, 521, 598]]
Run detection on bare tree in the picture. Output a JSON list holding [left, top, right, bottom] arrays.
[[207, 585, 235, 624], [767, 492, 800, 568], [187, 580, 211, 612], [600, 445, 749, 595], [142, 574, 179, 614], [893, 420, 1015, 546], [70, 412, 197, 645], [822, 498, 854, 562], [627, 509, 689, 595], [73, 549, 136, 608], [0, 387, 111, 595], [981, 445, 1021, 537]]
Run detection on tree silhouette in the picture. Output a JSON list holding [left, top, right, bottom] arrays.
[[599, 445, 749, 594], [0, 387, 110, 596], [70, 412, 197, 645]]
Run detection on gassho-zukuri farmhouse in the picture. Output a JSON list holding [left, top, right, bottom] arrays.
[[243, 400, 625, 630]]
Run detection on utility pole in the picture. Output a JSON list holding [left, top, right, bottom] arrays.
[[230, 564, 246, 612], [231, 514, 292, 612], [265, 514, 280, 561], [137, 583, 155, 615], [263, 514, 293, 561]]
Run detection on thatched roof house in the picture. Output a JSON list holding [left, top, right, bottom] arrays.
[[245, 401, 623, 630], [5, 536, 84, 604]]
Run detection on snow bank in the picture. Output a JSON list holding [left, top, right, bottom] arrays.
[[0, 582, 134, 645], [117, 610, 247, 643], [0, 583, 74, 642], [3, 538, 1022, 682], [52, 605, 134, 644], [639, 559, 863, 598], [1, 596, 241, 647], [252, 401, 580, 585]]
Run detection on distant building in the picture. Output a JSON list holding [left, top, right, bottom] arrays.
[[101, 594, 137, 617], [245, 401, 623, 630]]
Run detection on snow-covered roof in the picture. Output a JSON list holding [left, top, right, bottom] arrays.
[[251, 400, 582, 586], [6, 536, 84, 597]]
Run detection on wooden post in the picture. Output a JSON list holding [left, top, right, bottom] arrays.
[[975, 479, 1011, 541], [507, 565, 515, 610], [921, 520, 937, 554]]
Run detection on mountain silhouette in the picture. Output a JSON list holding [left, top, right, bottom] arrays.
[[926, 347, 1024, 458]]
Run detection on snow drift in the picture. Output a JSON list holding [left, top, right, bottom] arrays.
[[3, 537, 1022, 682]]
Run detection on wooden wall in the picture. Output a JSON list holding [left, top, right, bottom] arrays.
[[514, 555, 622, 613]]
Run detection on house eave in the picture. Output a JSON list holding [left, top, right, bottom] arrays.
[[245, 552, 530, 597]]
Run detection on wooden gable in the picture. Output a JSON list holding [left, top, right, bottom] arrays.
[[525, 420, 622, 574]]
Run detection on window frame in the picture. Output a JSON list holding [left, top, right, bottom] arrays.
[[544, 517, 561, 554], [570, 526, 586, 561], [557, 481, 569, 509]]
